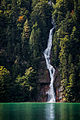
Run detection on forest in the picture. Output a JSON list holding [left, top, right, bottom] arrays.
[[0, 0, 80, 102]]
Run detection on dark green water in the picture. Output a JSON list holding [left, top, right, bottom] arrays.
[[0, 103, 80, 120]]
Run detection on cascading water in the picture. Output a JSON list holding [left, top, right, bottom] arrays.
[[44, 21, 55, 102]]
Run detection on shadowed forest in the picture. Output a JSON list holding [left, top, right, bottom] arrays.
[[0, 0, 80, 102]]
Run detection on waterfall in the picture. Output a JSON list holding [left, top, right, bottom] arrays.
[[44, 21, 55, 102]]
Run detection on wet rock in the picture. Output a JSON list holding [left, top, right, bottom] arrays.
[[37, 57, 50, 102], [37, 57, 63, 102], [54, 68, 64, 102]]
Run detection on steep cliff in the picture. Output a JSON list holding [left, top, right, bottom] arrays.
[[37, 56, 50, 102], [37, 54, 62, 102]]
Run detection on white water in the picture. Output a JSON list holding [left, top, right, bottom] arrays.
[[44, 22, 55, 102]]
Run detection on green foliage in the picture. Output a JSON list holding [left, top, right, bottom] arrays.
[[15, 67, 37, 101], [31, 0, 52, 51], [52, 0, 80, 102], [16, 67, 36, 87], [0, 66, 11, 101], [32, 0, 39, 8], [29, 22, 41, 68], [0, 0, 80, 102], [21, 19, 30, 61], [29, 23, 41, 57]]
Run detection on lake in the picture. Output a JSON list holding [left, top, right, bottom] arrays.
[[0, 103, 80, 120]]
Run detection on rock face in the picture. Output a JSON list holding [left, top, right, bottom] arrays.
[[37, 83, 49, 102], [37, 56, 63, 102], [54, 68, 62, 102], [54, 68, 66, 102], [37, 56, 50, 102]]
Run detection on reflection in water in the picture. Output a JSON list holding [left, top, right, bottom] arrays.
[[45, 103, 55, 120], [0, 103, 80, 120]]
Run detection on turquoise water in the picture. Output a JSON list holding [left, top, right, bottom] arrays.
[[0, 103, 80, 120]]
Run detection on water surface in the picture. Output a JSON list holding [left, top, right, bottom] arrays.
[[0, 103, 80, 120]]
